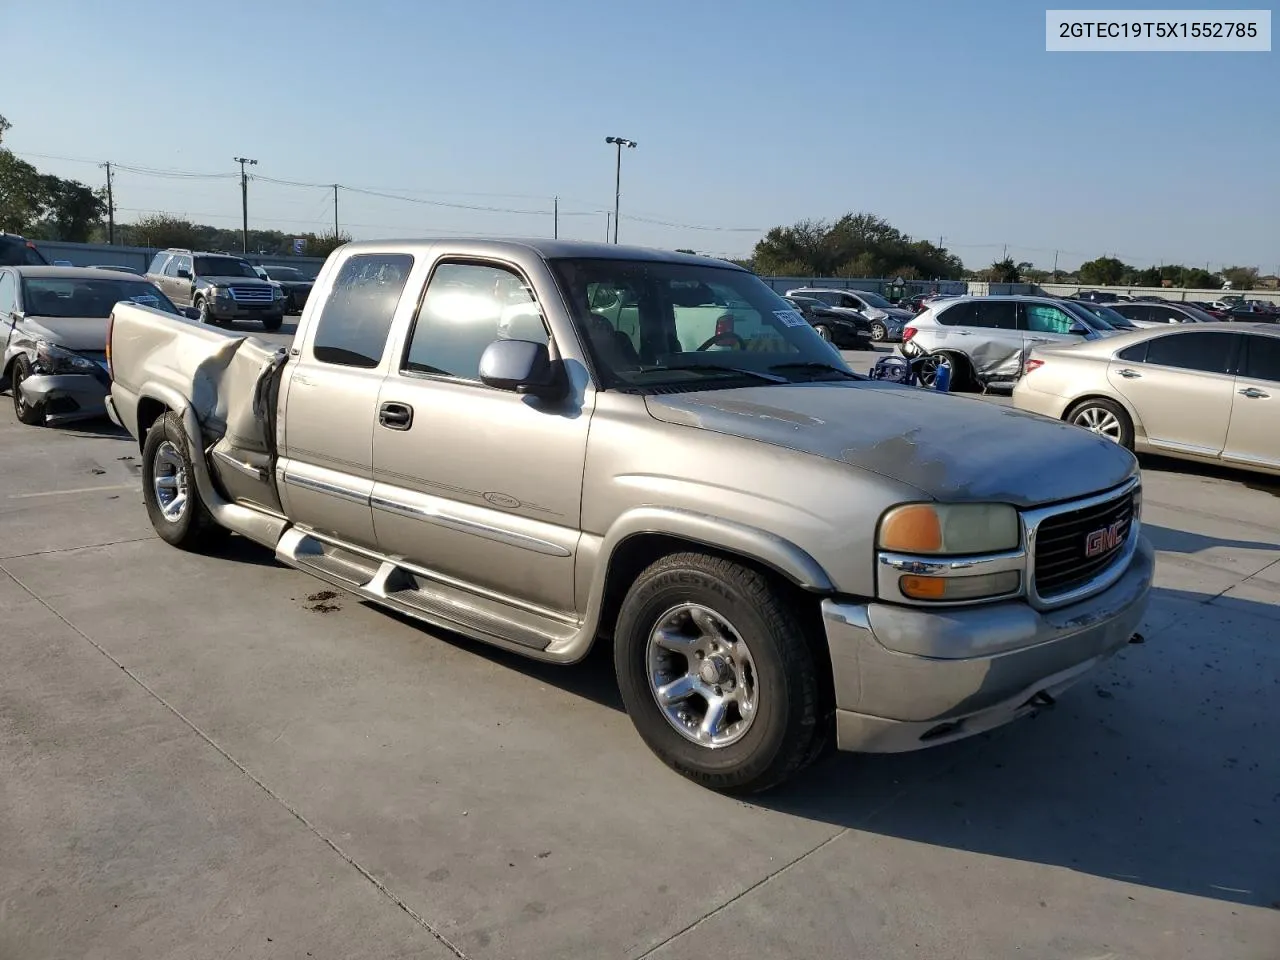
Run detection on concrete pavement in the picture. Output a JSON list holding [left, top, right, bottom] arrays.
[[1, 356, 1277, 959]]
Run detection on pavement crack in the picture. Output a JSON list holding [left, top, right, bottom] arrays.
[[0, 535, 157, 561], [0, 561, 471, 960]]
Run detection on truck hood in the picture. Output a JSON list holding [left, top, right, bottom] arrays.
[[644, 383, 1137, 507], [23, 315, 110, 352], [204, 275, 273, 287]]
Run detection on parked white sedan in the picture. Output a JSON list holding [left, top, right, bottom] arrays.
[[1013, 323, 1280, 476]]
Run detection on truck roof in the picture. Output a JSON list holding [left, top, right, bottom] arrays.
[[336, 238, 747, 270]]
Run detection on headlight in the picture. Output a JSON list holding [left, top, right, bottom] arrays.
[[272, 285, 284, 299], [34, 341, 100, 375], [878, 503, 1020, 555], [213, 287, 232, 300]]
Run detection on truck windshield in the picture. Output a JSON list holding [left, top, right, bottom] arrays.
[[22, 277, 180, 318], [857, 291, 892, 308], [194, 257, 260, 278], [550, 258, 856, 389]]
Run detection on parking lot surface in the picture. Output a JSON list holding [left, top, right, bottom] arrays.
[[1, 323, 1278, 959]]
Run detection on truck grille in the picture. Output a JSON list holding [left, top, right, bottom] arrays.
[[229, 285, 272, 302], [1032, 488, 1135, 599]]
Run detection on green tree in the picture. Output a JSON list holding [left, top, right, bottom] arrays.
[[752, 212, 964, 279], [1077, 256, 1129, 286], [1179, 267, 1219, 289], [986, 257, 1020, 283], [0, 114, 105, 240], [1220, 265, 1257, 291], [300, 230, 352, 260], [128, 213, 203, 249]]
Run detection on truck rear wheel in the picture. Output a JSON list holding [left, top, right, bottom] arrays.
[[261, 314, 284, 332], [141, 411, 227, 551], [614, 552, 824, 793]]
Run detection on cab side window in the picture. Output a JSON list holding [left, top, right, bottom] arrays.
[[312, 253, 415, 368], [404, 261, 546, 381], [148, 253, 171, 275]]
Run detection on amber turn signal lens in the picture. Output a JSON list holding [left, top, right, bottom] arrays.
[[879, 504, 943, 553], [900, 575, 948, 600]]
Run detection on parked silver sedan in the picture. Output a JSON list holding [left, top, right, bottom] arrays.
[[1014, 323, 1280, 475]]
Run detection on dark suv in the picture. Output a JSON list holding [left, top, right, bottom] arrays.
[[145, 249, 285, 330], [0, 233, 48, 266]]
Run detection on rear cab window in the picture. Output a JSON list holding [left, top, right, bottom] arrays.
[[311, 253, 415, 368]]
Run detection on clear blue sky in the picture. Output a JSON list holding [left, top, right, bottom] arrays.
[[7, 0, 1277, 271]]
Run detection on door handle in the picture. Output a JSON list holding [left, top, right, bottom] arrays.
[[1117, 368, 1141, 379], [1238, 387, 1269, 399], [378, 401, 414, 430]]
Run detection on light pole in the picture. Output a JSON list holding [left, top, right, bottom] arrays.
[[233, 156, 258, 253], [605, 136, 636, 244]]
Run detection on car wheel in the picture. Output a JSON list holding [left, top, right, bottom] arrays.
[[195, 297, 218, 326], [916, 353, 952, 388], [614, 552, 825, 794], [1067, 398, 1134, 449], [813, 324, 833, 343], [869, 321, 888, 342], [10, 356, 46, 426], [261, 314, 284, 332], [141, 411, 228, 550]]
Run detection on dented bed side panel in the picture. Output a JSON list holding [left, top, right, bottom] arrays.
[[108, 301, 288, 511]]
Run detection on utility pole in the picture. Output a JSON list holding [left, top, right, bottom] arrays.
[[333, 184, 339, 238], [1002, 243, 1008, 260], [1053, 250, 1059, 277], [233, 157, 258, 253], [605, 211, 611, 242], [604, 136, 637, 244], [554, 196, 559, 239], [100, 162, 115, 245]]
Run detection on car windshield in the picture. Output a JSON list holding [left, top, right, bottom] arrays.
[[551, 258, 856, 390], [1074, 301, 1136, 330], [1059, 299, 1115, 330], [21, 277, 180, 318], [194, 256, 260, 278], [1, 240, 48, 266], [265, 266, 305, 281], [857, 291, 892, 308]]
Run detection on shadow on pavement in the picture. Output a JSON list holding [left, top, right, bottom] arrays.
[[1142, 522, 1280, 555], [1140, 453, 1280, 498]]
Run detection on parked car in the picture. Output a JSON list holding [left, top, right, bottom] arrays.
[[1108, 301, 1221, 327], [255, 264, 315, 314], [1068, 290, 1120, 304], [0, 232, 48, 266], [901, 296, 1117, 390], [1015, 324, 1280, 475], [89, 264, 144, 275], [784, 287, 911, 342], [0, 266, 188, 426], [104, 239, 1151, 793], [782, 295, 870, 346], [1059, 299, 1141, 331], [145, 248, 286, 331], [1223, 302, 1279, 322]]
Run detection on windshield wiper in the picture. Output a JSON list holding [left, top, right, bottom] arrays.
[[647, 362, 789, 384], [767, 361, 864, 380]]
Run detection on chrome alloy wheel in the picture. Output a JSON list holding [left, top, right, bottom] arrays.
[[152, 440, 189, 522], [1072, 405, 1124, 442], [646, 603, 759, 748]]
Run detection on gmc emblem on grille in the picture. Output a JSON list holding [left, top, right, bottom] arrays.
[[1085, 521, 1125, 558]]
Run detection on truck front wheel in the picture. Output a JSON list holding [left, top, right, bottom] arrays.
[[614, 552, 825, 793], [141, 411, 227, 551]]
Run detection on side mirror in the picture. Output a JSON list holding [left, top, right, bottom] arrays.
[[1069, 322, 1090, 335], [479, 339, 564, 400], [176, 268, 192, 280]]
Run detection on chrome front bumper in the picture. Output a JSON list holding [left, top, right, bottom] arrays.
[[822, 535, 1154, 753]]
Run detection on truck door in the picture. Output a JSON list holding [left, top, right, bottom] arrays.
[[276, 252, 416, 550], [370, 257, 591, 614]]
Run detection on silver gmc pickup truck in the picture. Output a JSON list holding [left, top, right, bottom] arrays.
[[106, 239, 1153, 793]]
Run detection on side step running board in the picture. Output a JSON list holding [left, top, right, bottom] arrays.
[[275, 528, 577, 653]]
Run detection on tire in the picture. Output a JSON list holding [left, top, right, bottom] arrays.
[[141, 411, 228, 550], [916, 352, 952, 388], [614, 552, 824, 794], [195, 297, 217, 326], [10, 356, 45, 426], [261, 314, 283, 332], [813, 324, 833, 344], [1066, 397, 1134, 449], [869, 321, 888, 342]]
